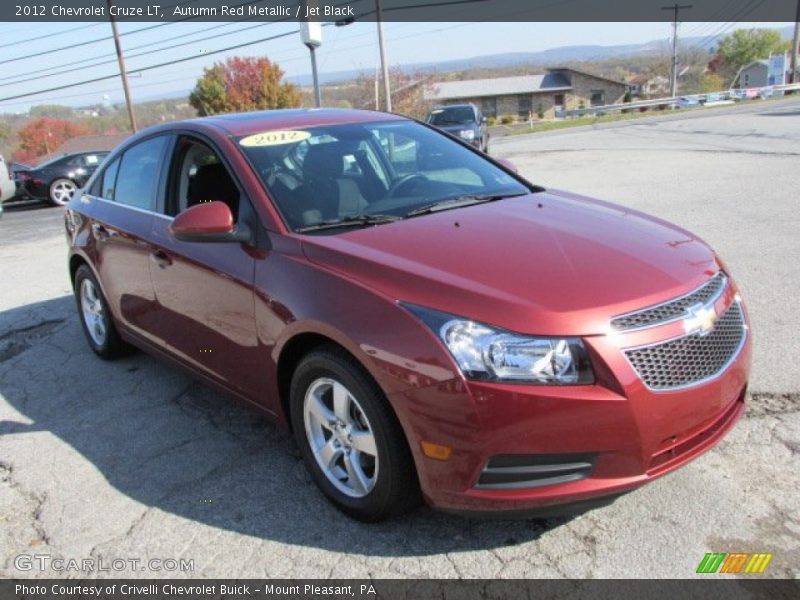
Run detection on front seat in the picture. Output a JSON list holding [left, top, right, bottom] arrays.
[[299, 142, 368, 225], [186, 162, 240, 219]]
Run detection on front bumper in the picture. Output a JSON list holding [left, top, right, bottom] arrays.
[[390, 300, 751, 515]]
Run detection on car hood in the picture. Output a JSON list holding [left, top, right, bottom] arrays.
[[434, 123, 476, 134], [300, 191, 721, 335]]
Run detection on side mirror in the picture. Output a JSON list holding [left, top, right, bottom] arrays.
[[481, 116, 487, 124], [497, 158, 518, 173], [169, 201, 250, 243]]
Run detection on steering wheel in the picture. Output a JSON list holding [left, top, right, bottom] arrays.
[[388, 173, 429, 198]]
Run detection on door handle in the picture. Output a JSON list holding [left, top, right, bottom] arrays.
[[151, 249, 172, 268], [91, 223, 110, 239]]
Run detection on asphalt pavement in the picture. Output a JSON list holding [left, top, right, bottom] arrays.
[[0, 97, 798, 579]]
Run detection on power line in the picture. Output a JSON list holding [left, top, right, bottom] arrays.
[[0, 29, 302, 103], [0, 23, 105, 51]]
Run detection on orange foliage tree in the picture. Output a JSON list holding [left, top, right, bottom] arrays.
[[15, 117, 88, 163], [189, 56, 302, 116]]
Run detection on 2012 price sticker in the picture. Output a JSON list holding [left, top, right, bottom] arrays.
[[239, 130, 311, 147]]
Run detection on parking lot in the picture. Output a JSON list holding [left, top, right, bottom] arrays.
[[1, 97, 798, 579]]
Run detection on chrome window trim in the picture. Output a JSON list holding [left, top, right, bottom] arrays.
[[622, 300, 747, 393], [91, 194, 173, 221], [611, 272, 727, 333]]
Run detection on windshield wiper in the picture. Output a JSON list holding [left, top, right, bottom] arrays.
[[405, 193, 527, 217], [295, 214, 402, 233]]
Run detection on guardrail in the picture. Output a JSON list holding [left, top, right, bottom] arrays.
[[555, 82, 800, 118]]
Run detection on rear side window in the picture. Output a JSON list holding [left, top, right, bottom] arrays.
[[99, 158, 121, 199], [114, 137, 167, 211]]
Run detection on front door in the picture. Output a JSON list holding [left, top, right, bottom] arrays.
[[148, 135, 262, 399]]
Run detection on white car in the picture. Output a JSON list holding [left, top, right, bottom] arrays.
[[0, 154, 16, 216]]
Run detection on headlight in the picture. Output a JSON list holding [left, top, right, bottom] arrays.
[[459, 129, 475, 141], [402, 304, 594, 384]]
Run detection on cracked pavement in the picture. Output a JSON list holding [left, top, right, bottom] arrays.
[[1, 98, 799, 579]]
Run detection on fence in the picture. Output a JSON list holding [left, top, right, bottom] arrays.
[[555, 82, 800, 118]]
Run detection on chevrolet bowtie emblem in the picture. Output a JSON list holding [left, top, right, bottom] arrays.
[[684, 303, 719, 336]]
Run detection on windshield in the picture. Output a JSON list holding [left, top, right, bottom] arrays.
[[427, 106, 476, 125], [238, 120, 530, 233]]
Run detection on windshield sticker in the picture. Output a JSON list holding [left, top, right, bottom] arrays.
[[240, 130, 311, 147]]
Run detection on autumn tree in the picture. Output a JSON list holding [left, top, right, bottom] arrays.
[[189, 56, 302, 116], [15, 117, 88, 163], [714, 29, 788, 80]]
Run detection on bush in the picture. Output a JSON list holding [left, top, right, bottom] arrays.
[[487, 116, 497, 126], [500, 115, 514, 125], [536, 103, 545, 119]]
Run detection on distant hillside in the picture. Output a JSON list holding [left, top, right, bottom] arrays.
[[286, 25, 795, 86]]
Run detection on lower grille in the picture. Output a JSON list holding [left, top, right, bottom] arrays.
[[475, 453, 595, 490], [625, 302, 746, 391]]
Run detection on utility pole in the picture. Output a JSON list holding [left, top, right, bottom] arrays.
[[107, 0, 137, 133], [375, 0, 392, 112], [790, 0, 799, 85], [662, 3, 692, 98]]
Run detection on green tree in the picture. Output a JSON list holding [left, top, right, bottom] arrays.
[[29, 104, 74, 119], [189, 56, 301, 116], [716, 29, 788, 79]]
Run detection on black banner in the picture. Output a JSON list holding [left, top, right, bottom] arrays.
[[3, 580, 800, 600], [1, 0, 798, 23]]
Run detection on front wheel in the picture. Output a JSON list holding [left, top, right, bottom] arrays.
[[290, 347, 419, 521], [49, 178, 76, 206]]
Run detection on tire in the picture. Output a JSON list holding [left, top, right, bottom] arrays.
[[73, 264, 131, 359], [290, 346, 420, 522], [49, 178, 77, 206]]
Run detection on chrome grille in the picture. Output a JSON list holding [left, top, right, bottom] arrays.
[[611, 273, 727, 331], [624, 302, 746, 391]]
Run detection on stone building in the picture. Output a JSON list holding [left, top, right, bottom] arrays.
[[424, 67, 627, 120]]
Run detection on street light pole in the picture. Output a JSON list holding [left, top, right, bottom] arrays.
[[790, 0, 799, 85], [375, 0, 392, 112], [661, 3, 692, 98], [107, 0, 137, 133]]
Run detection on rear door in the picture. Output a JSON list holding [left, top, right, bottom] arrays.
[[147, 134, 262, 398], [86, 135, 170, 343]]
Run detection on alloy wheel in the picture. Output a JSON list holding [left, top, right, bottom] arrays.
[[50, 179, 76, 205], [80, 278, 107, 347], [303, 377, 379, 498]]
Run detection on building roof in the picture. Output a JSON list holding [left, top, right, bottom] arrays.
[[425, 72, 572, 101], [424, 67, 626, 101], [35, 133, 130, 166], [741, 60, 770, 71]]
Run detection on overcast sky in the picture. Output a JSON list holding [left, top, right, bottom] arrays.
[[0, 21, 791, 112]]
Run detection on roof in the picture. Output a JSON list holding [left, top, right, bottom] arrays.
[[424, 68, 626, 101], [204, 108, 405, 136], [35, 133, 129, 166], [741, 60, 770, 71], [425, 72, 572, 101]]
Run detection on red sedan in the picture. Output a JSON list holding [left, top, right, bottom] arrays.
[[65, 109, 750, 521]]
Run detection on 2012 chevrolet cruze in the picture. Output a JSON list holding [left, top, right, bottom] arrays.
[[65, 109, 750, 521]]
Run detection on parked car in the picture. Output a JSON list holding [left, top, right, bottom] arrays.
[[18, 151, 108, 206], [426, 103, 490, 153], [0, 154, 16, 212], [9, 161, 32, 198], [65, 109, 750, 521]]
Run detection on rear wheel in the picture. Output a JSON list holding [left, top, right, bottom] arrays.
[[49, 178, 76, 206], [74, 265, 130, 359], [290, 347, 419, 521]]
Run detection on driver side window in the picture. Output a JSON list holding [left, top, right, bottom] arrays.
[[168, 138, 240, 220]]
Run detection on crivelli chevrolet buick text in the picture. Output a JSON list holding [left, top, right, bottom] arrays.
[[65, 109, 750, 521]]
